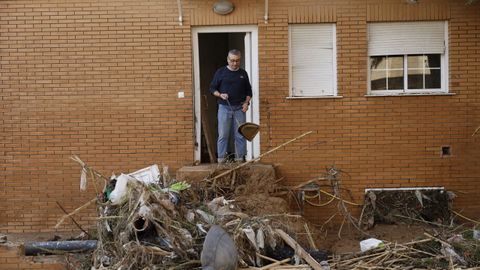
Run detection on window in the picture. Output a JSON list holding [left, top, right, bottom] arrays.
[[368, 21, 448, 94], [289, 24, 337, 97]]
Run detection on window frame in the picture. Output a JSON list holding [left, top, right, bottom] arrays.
[[367, 21, 449, 96], [288, 23, 338, 97]]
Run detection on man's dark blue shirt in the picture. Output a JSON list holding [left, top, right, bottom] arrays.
[[209, 66, 252, 106]]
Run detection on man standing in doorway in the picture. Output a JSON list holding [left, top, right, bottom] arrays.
[[210, 49, 252, 163]]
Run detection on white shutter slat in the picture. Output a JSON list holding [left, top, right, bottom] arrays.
[[368, 21, 445, 56], [293, 49, 332, 65], [290, 24, 335, 96]]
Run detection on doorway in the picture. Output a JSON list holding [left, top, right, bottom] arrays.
[[192, 26, 259, 163]]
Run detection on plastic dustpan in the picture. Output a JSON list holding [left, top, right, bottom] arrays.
[[225, 99, 260, 141], [238, 122, 259, 141]]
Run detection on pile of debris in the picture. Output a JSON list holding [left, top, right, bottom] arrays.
[[64, 156, 329, 270], [359, 188, 454, 229], [48, 156, 480, 270], [287, 169, 480, 270], [330, 229, 480, 269]]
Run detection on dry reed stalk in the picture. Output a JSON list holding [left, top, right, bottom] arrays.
[[209, 131, 313, 183], [271, 266, 311, 270], [258, 258, 291, 270], [167, 260, 201, 270], [55, 201, 91, 237], [55, 197, 97, 229], [256, 253, 280, 263], [304, 223, 317, 250]]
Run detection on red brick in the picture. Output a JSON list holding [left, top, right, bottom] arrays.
[[1, 0, 480, 232]]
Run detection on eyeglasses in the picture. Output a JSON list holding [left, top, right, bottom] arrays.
[[228, 58, 240, 63]]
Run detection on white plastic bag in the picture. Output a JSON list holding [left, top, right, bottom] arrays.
[[80, 167, 87, 191], [109, 174, 137, 205], [360, 238, 384, 252]]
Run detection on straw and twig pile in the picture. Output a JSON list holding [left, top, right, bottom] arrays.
[[60, 157, 480, 270], [290, 166, 480, 270], [330, 230, 480, 270], [69, 158, 322, 270]]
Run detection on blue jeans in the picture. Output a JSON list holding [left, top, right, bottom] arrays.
[[217, 104, 246, 162]]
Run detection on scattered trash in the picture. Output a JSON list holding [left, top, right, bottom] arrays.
[[65, 155, 334, 270], [0, 234, 7, 244], [108, 173, 137, 205], [359, 238, 384, 252], [80, 167, 87, 191], [473, 230, 480, 240], [129, 164, 160, 184], [442, 245, 467, 265], [320, 260, 330, 270], [53, 157, 480, 269], [163, 181, 190, 193], [360, 188, 452, 229], [201, 225, 238, 270]]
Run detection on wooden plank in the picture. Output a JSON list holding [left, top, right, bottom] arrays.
[[275, 229, 322, 270], [201, 95, 216, 163]]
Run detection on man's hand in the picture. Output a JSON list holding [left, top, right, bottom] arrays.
[[214, 91, 229, 100], [242, 102, 249, 112], [219, 93, 229, 100], [242, 96, 251, 112]]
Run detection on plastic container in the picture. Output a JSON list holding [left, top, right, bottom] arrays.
[[360, 238, 384, 252]]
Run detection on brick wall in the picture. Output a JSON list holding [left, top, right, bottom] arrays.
[[258, 0, 480, 224], [1, 0, 479, 232], [0, 245, 65, 270], [0, 0, 194, 232]]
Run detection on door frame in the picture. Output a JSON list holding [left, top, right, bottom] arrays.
[[192, 25, 259, 163]]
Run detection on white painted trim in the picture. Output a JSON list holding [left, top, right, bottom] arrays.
[[443, 21, 449, 92], [365, 187, 444, 193], [192, 30, 201, 162], [332, 25, 337, 96], [192, 25, 260, 162], [368, 89, 449, 95], [365, 93, 455, 97], [288, 26, 292, 97], [286, 96, 343, 99], [403, 56, 408, 91]]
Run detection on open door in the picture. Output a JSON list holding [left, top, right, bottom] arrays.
[[193, 26, 259, 163]]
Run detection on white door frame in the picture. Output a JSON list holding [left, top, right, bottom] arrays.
[[192, 25, 259, 162]]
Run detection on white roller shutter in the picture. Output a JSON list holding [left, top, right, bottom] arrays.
[[368, 21, 445, 56], [290, 24, 336, 96]]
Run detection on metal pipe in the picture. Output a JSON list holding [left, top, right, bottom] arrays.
[[24, 240, 97, 255], [264, 0, 269, 23], [177, 0, 183, 26]]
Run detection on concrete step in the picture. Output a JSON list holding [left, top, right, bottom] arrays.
[[176, 163, 276, 183]]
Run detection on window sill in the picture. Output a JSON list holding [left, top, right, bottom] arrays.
[[365, 92, 456, 97], [286, 96, 343, 100]]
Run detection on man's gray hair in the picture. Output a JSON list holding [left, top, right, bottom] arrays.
[[228, 49, 241, 56]]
